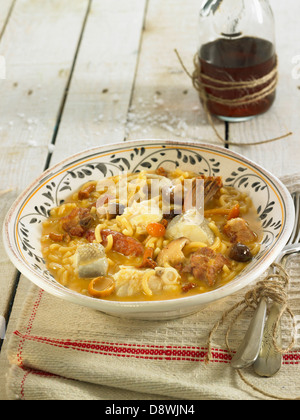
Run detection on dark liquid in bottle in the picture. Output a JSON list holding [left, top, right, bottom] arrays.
[[199, 37, 276, 120]]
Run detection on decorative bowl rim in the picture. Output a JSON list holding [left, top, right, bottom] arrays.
[[2, 139, 295, 314]]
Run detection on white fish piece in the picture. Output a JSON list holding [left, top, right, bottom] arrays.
[[75, 243, 108, 278], [113, 266, 180, 298], [113, 267, 148, 297], [121, 198, 163, 234], [126, 172, 173, 206], [166, 208, 215, 245]]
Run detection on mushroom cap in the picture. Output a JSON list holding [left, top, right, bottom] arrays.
[[156, 237, 190, 267]]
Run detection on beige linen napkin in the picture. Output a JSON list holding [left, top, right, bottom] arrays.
[[5, 176, 300, 401]]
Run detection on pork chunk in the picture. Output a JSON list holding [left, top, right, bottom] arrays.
[[188, 247, 229, 287], [223, 217, 256, 244]]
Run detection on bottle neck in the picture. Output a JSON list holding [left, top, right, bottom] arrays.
[[199, 0, 275, 46], [200, 0, 224, 17]]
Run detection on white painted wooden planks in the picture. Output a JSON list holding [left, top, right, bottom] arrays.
[[51, 0, 224, 160], [126, 0, 225, 143], [0, 0, 90, 319], [50, 0, 148, 165], [0, 0, 14, 34]]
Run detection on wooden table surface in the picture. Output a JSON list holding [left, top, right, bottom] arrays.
[[0, 0, 300, 399]]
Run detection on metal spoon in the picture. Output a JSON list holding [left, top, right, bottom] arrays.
[[231, 298, 267, 369], [253, 303, 282, 377], [252, 249, 295, 377]]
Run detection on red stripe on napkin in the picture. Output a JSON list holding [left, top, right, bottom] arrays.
[[13, 330, 231, 363], [13, 330, 300, 365]]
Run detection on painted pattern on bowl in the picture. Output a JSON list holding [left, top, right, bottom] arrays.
[[3, 140, 294, 320]]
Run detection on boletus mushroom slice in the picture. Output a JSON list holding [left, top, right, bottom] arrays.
[[156, 237, 190, 268]]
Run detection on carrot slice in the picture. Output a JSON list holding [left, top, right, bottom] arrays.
[[227, 203, 240, 220], [146, 222, 166, 237], [204, 203, 240, 219]]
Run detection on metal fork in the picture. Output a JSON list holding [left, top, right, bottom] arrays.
[[231, 192, 300, 374], [253, 192, 300, 377]]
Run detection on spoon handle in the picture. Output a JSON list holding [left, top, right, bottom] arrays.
[[231, 298, 267, 369], [253, 303, 282, 377]]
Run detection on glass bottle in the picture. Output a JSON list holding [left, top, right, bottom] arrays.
[[198, 0, 277, 122]]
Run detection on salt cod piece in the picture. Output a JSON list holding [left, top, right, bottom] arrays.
[[75, 243, 108, 278], [113, 266, 180, 297]]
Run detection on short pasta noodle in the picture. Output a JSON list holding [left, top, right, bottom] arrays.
[[41, 168, 262, 302]]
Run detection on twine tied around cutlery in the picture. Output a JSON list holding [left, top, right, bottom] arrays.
[[205, 263, 299, 400], [174, 50, 293, 147]]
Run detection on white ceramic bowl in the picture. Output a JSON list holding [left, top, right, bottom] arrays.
[[3, 140, 295, 320]]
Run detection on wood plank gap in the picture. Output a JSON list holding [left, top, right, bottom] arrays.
[[124, 0, 149, 142], [0, 0, 16, 42], [43, 0, 92, 171], [142, 0, 150, 30]]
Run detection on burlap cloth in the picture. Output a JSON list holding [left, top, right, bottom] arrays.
[[5, 175, 300, 400]]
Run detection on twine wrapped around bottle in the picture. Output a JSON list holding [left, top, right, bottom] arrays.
[[194, 54, 278, 106], [175, 50, 293, 146], [205, 263, 299, 400]]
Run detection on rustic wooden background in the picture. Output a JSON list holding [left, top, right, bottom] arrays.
[[0, 0, 299, 398]]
